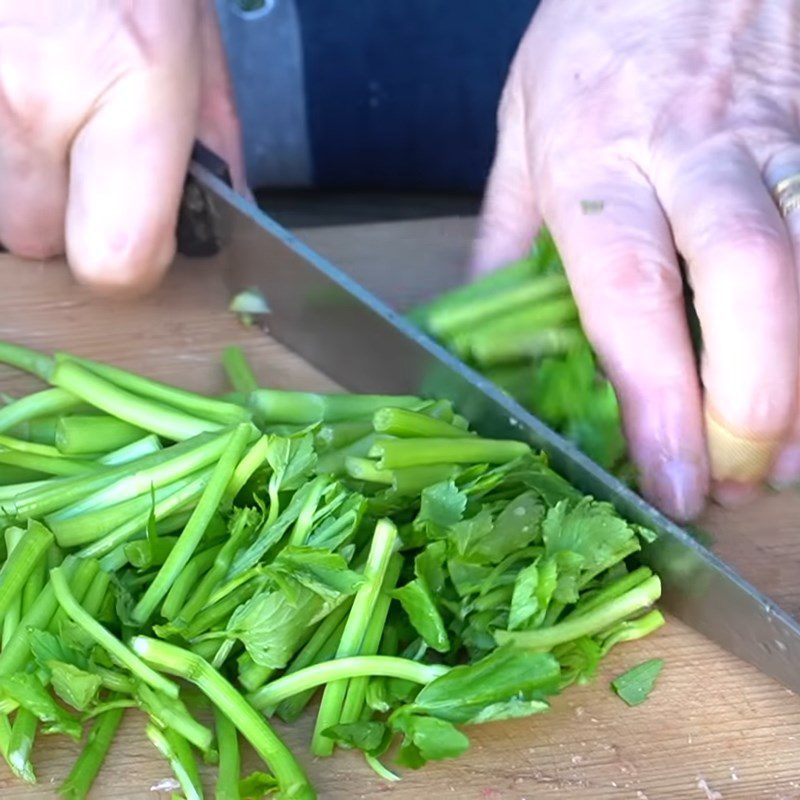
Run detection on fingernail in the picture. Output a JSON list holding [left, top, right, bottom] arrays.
[[769, 443, 800, 489], [711, 480, 763, 508], [645, 459, 706, 521]]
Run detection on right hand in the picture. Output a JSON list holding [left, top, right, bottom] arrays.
[[0, 0, 248, 294]]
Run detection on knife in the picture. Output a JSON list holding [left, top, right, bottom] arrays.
[[177, 148, 800, 695]]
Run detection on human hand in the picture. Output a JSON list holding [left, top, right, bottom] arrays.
[[0, 0, 248, 294], [473, 0, 800, 520]]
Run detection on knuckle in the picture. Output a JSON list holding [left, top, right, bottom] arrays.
[[576, 240, 682, 312]]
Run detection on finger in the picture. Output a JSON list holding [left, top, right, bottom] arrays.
[[470, 67, 541, 277], [0, 131, 67, 259], [661, 144, 799, 488], [762, 148, 800, 487], [65, 5, 202, 294], [197, 0, 251, 197], [542, 162, 707, 521]]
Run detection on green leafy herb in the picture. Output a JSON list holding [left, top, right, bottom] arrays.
[[611, 658, 664, 706]]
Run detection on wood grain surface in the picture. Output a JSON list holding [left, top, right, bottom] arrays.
[[0, 215, 799, 800]]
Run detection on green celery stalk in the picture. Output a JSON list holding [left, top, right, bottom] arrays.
[[58, 354, 251, 426], [132, 424, 251, 624], [8, 432, 219, 520], [0, 341, 55, 380], [132, 637, 315, 800], [98, 433, 162, 465], [312, 519, 398, 756], [58, 704, 125, 800], [2, 528, 25, 647], [223, 435, 269, 504], [174, 510, 256, 625], [495, 576, 662, 651], [9, 416, 60, 446], [0, 388, 82, 435], [0, 558, 78, 677], [0, 434, 63, 457], [427, 273, 570, 338], [50, 566, 179, 698], [314, 420, 373, 452], [215, 707, 242, 800], [410, 257, 532, 328], [250, 389, 421, 425], [51, 360, 223, 441], [0, 521, 53, 627], [79, 471, 212, 559], [470, 326, 585, 367], [370, 436, 529, 468], [345, 457, 393, 485], [250, 656, 448, 712], [315, 433, 383, 476], [55, 415, 146, 455], [222, 346, 259, 395], [137, 684, 213, 753], [7, 708, 37, 783], [145, 724, 203, 800], [161, 544, 225, 621], [48, 557, 99, 635], [124, 536, 178, 569], [372, 407, 471, 439], [21, 547, 47, 616], [0, 450, 101, 478], [51, 430, 233, 520], [339, 553, 402, 725], [48, 474, 199, 548], [274, 616, 348, 723]]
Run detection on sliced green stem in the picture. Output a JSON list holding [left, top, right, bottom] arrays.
[[51, 360, 222, 441], [0, 449, 100, 477], [495, 576, 662, 651], [59, 704, 125, 800], [0, 341, 55, 380], [161, 544, 224, 622], [372, 406, 471, 439], [0, 388, 82, 435], [215, 707, 242, 800], [312, 519, 398, 756], [132, 637, 315, 800], [145, 724, 203, 800], [55, 415, 146, 455], [99, 434, 162, 466], [50, 566, 179, 698], [8, 708, 37, 783], [250, 389, 420, 425], [0, 521, 53, 627], [250, 656, 448, 712], [59, 354, 251, 426], [222, 346, 259, 394], [132, 424, 251, 624], [370, 437, 529, 468]]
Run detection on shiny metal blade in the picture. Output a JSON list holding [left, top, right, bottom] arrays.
[[192, 161, 800, 694]]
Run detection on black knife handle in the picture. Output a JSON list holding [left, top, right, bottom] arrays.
[[176, 141, 233, 258]]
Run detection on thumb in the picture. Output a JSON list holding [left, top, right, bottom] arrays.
[[470, 70, 540, 277]]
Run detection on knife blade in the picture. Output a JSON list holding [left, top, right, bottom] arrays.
[[185, 158, 800, 695]]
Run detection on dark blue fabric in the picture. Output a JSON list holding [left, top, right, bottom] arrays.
[[295, 1, 539, 192]]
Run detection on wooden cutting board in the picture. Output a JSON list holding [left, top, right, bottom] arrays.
[[0, 216, 799, 800]]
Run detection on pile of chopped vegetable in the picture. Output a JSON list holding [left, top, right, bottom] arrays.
[[0, 340, 663, 799], [410, 228, 631, 479]]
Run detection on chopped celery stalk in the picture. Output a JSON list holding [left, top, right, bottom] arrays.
[[0, 521, 53, 627], [57, 353, 251, 426], [370, 437, 529, 468], [132, 637, 315, 800], [222, 346, 260, 394], [250, 389, 421, 425], [99, 434, 162, 466], [372, 407, 471, 439], [312, 519, 398, 756], [50, 566, 179, 698], [59, 704, 125, 799], [0, 389, 82, 435], [250, 656, 448, 712], [55, 415, 146, 455], [0, 342, 55, 381], [132, 424, 251, 624]]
